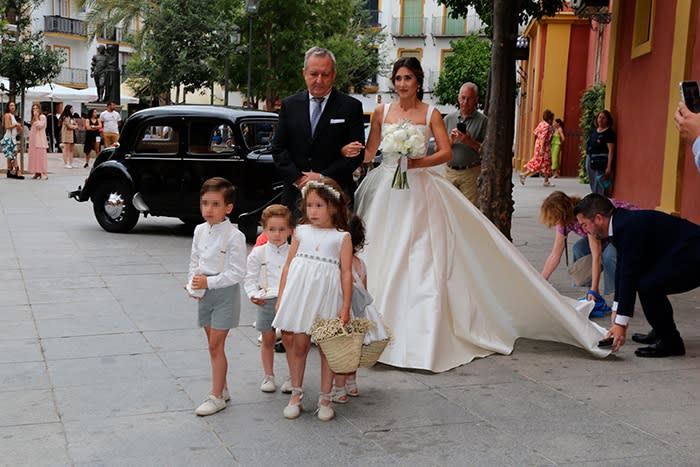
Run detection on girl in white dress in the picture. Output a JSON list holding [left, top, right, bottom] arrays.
[[272, 178, 353, 421], [351, 57, 609, 373]]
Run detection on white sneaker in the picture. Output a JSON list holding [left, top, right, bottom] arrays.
[[280, 377, 292, 394], [260, 375, 276, 393], [64, 164, 73, 169], [195, 394, 226, 416]]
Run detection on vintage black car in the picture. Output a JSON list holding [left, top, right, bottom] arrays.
[[69, 105, 281, 241]]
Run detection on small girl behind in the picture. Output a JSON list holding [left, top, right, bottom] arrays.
[[271, 178, 353, 422], [186, 177, 247, 416], [244, 204, 294, 393], [333, 214, 367, 402]]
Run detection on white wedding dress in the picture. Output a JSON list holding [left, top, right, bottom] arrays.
[[355, 104, 609, 372]]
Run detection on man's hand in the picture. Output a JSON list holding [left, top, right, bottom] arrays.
[[191, 275, 208, 290], [604, 322, 627, 352], [674, 102, 700, 145], [301, 171, 322, 183]]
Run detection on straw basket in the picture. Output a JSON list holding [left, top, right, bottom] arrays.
[[358, 338, 390, 368], [317, 329, 365, 373]]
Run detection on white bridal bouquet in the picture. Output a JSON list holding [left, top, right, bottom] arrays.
[[381, 121, 426, 189]]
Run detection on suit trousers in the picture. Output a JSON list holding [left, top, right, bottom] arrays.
[[636, 244, 700, 343]]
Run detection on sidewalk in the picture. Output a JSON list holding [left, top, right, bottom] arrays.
[[0, 167, 698, 466]]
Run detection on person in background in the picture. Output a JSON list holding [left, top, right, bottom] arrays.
[[83, 108, 102, 168], [674, 102, 700, 172], [551, 118, 565, 178], [100, 100, 121, 148], [28, 104, 48, 180], [59, 105, 78, 169], [443, 82, 487, 205], [585, 110, 616, 195], [2, 102, 25, 179], [519, 109, 555, 187]]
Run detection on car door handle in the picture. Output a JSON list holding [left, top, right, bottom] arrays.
[[124, 153, 132, 159]]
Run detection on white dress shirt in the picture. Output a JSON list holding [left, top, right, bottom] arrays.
[[244, 241, 290, 298], [188, 220, 247, 289]]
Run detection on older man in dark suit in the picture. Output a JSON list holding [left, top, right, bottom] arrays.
[[574, 193, 700, 357], [272, 46, 365, 216]]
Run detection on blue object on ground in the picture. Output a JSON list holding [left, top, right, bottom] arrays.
[[580, 289, 611, 318]]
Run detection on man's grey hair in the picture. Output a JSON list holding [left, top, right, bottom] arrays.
[[304, 47, 336, 71], [460, 82, 479, 95]]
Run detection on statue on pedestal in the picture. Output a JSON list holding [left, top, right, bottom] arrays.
[[90, 45, 107, 103], [104, 44, 120, 104]]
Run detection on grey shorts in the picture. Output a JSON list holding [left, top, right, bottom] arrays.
[[255, 300, 277, 332], [198, 284, 241, 330]]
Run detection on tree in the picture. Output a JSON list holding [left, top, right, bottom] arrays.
[[0, 0, 64, 171], [433, 34, 491, 106], [440, 0, 567, 240], [227, 0, 383, 109]]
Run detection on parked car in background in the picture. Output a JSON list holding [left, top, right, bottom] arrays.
[[69, 105, 281, 242]]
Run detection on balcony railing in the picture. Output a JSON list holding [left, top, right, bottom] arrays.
[[55, 67, 88, 87], [44, 15, 87, 37], [391, 16, 427, 37], [431, 13, 484, 37], [431, 16, 465, 37]]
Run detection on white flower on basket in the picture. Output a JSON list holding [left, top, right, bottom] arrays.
[[381, 121, 426, 159]]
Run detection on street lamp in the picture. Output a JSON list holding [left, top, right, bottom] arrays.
[[245, 0, 260, 108], [223, 25, 242, 106]]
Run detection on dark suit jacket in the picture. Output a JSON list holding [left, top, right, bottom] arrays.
[[272, 89, 364, 210], [612, 208, 700, 316]]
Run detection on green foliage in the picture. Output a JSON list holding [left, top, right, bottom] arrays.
[[439, 0, 567, 37], [433, 34, 491, 106], [578, 82, 606, 182]]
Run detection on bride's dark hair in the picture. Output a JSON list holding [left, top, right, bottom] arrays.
[[391, 57, 424, 101]]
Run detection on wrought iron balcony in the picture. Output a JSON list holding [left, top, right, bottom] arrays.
[[44, 15, 87, 37], [55, 67, 88, 87], [391, 16, 427, 37]]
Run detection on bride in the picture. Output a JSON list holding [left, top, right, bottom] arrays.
[[353, 57, 609, 372]]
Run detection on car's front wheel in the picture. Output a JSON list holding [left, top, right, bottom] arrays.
[[92, 180, 140, 233]]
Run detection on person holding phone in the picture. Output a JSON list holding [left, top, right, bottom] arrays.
[[674, 80, 700, 172], [443, 82, 487, 205]]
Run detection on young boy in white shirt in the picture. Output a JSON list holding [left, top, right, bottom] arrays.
[[244, 204, 294, 393], [186, 177, 247, 416]]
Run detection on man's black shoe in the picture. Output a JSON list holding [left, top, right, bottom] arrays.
[[631, 330, 657, 345], [274, 340, 286, 353], [634, 341, 685, 358]]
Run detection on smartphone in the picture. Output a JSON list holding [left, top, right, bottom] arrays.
[[456, 122, 467, 133], [680, 80, 700, 113]]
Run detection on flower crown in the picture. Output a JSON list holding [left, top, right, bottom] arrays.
[[301, 180, 341, 201]]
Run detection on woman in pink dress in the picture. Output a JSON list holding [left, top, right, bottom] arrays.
[[28, 104, 49, 180], [519, 109, 555, 187]]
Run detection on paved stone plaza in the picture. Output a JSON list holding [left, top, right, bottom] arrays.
[[1, 154, 699, 466]]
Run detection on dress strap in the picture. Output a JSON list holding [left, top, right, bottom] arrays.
[[382, 103, 391, 124], [425, 104, 434, 125]]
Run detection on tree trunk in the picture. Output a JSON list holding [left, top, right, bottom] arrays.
[[478, 0, 517, 241]]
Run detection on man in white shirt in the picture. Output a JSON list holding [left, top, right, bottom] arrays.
[[674, 102, 700, 172], [99, 100, 121, 148]]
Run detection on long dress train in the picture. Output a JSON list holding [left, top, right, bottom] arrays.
[[355, 104, 608, 372]]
